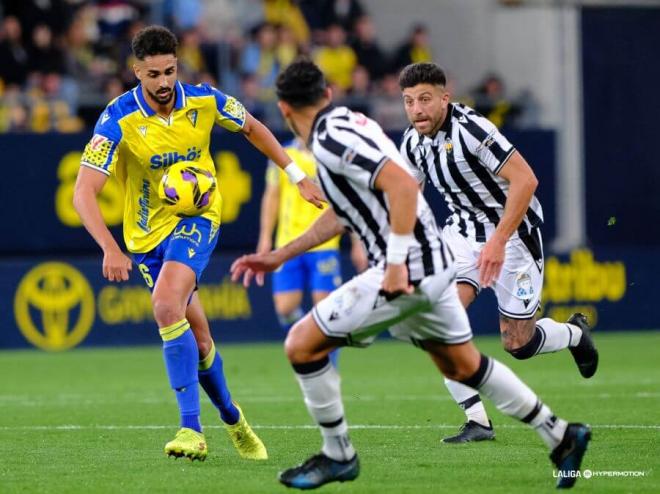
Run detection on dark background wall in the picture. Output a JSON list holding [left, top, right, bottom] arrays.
[[582, 7, 660, 246]]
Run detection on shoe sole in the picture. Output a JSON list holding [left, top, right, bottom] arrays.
[[280, 475, 358, 490], [279, 465, 359, 489], [556, 427, 592, 489], [442, 432, 496, 443], [165, 449, 207, 462], [238, 452, 269, 460]]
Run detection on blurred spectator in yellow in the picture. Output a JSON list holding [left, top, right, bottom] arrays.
[[0, 16, 29, 88], [349, 15, 386, 82], [313, 24, 357, 91], [65, 11, 116, 102], [178, 28, 208, 83], [467, 73, 517, 129], [276, 25, 302, 68], [0, 86, 30, 132], [392, 23, 432, 70], [241, 22, 281, 101], [27, 73, 83, 133], [263, 0, 310, 46]]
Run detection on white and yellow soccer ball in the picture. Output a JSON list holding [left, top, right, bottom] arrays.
[[158, 161, 217, 217]]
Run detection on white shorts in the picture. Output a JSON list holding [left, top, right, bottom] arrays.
[[442, 225, 544, 319], [312, 264, 472, 347]]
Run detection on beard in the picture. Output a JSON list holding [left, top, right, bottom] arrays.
[[147, 87, 174, 105]]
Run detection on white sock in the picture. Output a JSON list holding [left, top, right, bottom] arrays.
[[536, 318, 583, 354], [467, 356, 567, 450], [294, 360, 355, 461], [444, 378, 490, 427], [529, 403, 568, 450]]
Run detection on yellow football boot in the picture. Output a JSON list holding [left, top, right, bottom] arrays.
[[164, 428, 208, 461], [225, 403, 268, 460]]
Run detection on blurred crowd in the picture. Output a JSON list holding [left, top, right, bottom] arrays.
[[0, 0, 539, 133]]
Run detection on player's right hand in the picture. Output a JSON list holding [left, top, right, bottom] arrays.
[[380, 263, 414, 300], [231, 251, 283, 288], [102, 248, 132, 282], [297, 177, 326, 209]]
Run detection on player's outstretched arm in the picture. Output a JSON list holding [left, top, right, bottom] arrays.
[[477, 151, 538, 287], [73, 166, 132, 282], [241, 112, 325, 208], [374, 160, 418, 298], [231, 208, 343, 288]]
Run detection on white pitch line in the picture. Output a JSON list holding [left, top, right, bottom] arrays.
[[0, 392, 658, 407], [0, 424, 658, 431]]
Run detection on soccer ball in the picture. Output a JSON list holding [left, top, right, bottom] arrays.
[[158, 162, 217, 217]]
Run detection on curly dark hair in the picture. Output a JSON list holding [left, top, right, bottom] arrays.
[[398, 63, 447, 89], [276, 58, 327, 108], [132, 25, 178, 60]]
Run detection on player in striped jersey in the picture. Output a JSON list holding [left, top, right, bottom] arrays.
[[398, 63, 599, 443], [231, 59, 591, 490]]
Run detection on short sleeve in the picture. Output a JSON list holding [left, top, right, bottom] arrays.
[[80, 106, 122, 175], [207, 85, 246, 132], [458, 113, 515, 175], [318, 125, 389, 190], [399, 132, 425, 184]]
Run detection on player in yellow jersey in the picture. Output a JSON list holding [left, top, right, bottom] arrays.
[[257, 139, 367, 366], [72, 26, 323, 462]]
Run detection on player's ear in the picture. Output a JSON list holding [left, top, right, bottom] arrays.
[[325, 87, 332, 102], [133, 63, 141, 81], [441, 86, 450, 103]]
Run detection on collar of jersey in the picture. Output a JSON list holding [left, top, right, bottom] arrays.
[[308, 104, 336, 146], [132, 80, 186, 117], [421, 103, 453, 143]]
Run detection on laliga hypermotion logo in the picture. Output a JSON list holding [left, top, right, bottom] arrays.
[[14, 262, 95, 351]]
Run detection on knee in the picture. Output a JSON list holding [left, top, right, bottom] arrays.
[[284, 322, 313, 364], [152, 294, 184, 327], [500, 318, 536, 357], [504, 331, 540, 360], [443, 365, 476, 382]]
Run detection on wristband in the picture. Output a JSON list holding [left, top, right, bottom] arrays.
[[386, 233, 415, 264], [284, 162, 306, 184]]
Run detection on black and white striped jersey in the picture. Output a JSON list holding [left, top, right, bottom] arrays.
[[400, 103, 543, 242], [309, 105, 452, 282]]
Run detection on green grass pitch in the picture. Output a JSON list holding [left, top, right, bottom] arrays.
[[0, 332, 658, 493]]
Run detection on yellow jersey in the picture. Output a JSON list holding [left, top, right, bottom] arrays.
[[80, 81, 246, 253], [266, 141, 340, 252]]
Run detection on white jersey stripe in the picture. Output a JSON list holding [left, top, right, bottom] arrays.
[[400, 102, 544, 243], [310, 105, 448, 281]]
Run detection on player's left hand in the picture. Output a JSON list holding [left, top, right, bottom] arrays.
[[231, 251, 283, 288], [297, 177, 326, 209], [477, 235, 507, 288], [380, 263, 414, 300]]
